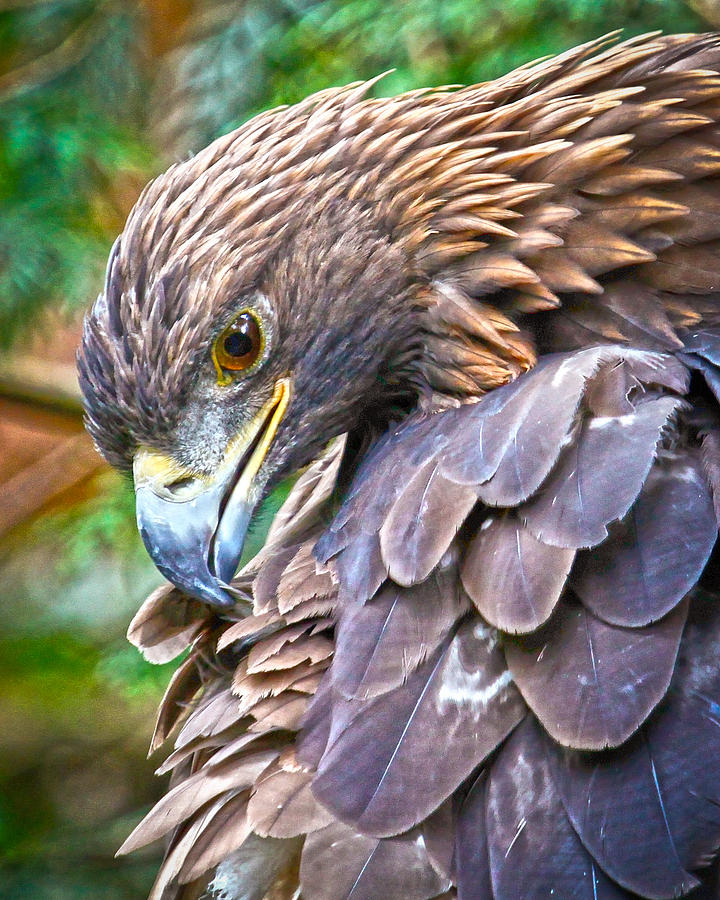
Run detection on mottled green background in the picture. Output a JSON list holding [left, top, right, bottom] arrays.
[[0, 1, 712, 896]]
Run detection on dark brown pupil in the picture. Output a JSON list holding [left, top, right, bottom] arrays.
[[215, 311, 262, 374], [224, 329, 253, 358]]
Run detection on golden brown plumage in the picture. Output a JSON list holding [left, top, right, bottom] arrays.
[[78, 31, 720, 899]]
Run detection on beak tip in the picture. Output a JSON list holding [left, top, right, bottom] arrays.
[[132, 377, 291, 611], [135, 486, 245, 611], [180, 572, 238, 609], [201, 587, 238, 610]]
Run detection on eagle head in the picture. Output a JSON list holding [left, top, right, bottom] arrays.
[[78, 79, 537, 606], [77, 91, 431, 606]]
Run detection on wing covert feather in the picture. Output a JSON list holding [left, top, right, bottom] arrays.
[[462, 512, 574, 633], [549, 594, 720, 896], [332, 570, 469, 700], [479, 717, 630, 900], [313, 619, 524, 836], [572, 452, 717, 626], [321, 347, 691, 604], [504, 599, 688, 749], [521, 394, 685, 548], [300, 821, 451, 900]]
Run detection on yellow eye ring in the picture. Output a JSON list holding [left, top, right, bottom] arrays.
[[212, 309, 265, 385]]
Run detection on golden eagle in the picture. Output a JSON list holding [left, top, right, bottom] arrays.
[[78, 32, 720, 900]]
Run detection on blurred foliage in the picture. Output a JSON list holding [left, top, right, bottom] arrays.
[[0, 0, 152, 347], [0, 471, 167, 899], [157, 0, 705, 151], [0, 0, 711, 897]]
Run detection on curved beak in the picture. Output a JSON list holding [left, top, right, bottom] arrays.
[[133, 378, 291, 607]]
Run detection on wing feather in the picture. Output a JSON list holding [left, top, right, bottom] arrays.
[[549, 593, 720, 894], [462, 511, 574, 633], [247, 751, 333, 839], [300, 821, 451, 900], [521, 394, 684, 548], [504, 599, 688, 749], [314, 618, 524, 836], [572, 452, 717, 625], [478, 717, 630, 900], [332, 570, 469, 700]]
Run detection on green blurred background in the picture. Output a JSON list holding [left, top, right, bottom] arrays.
[[0, 1, 716, 896]]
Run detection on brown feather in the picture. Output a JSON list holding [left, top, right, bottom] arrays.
[[314, 618, 524, 836], [247, 691, 310, 733], [118, 749, 277, 854], [150, 650, 204, 754], [277, 542, 337, 615], [571, 451, 717, 626], [127, 585, 210, 664], [247, 751, 333, 839], [300, 821, 451, 900], [504, 599, 688, 750], [177, 791, 254, 884], [462, 512, 575, 633], [332, 567, 469, 700], [169, 688, 243, 757]]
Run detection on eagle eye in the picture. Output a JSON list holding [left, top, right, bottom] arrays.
[[213, 310, 264, 381]]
